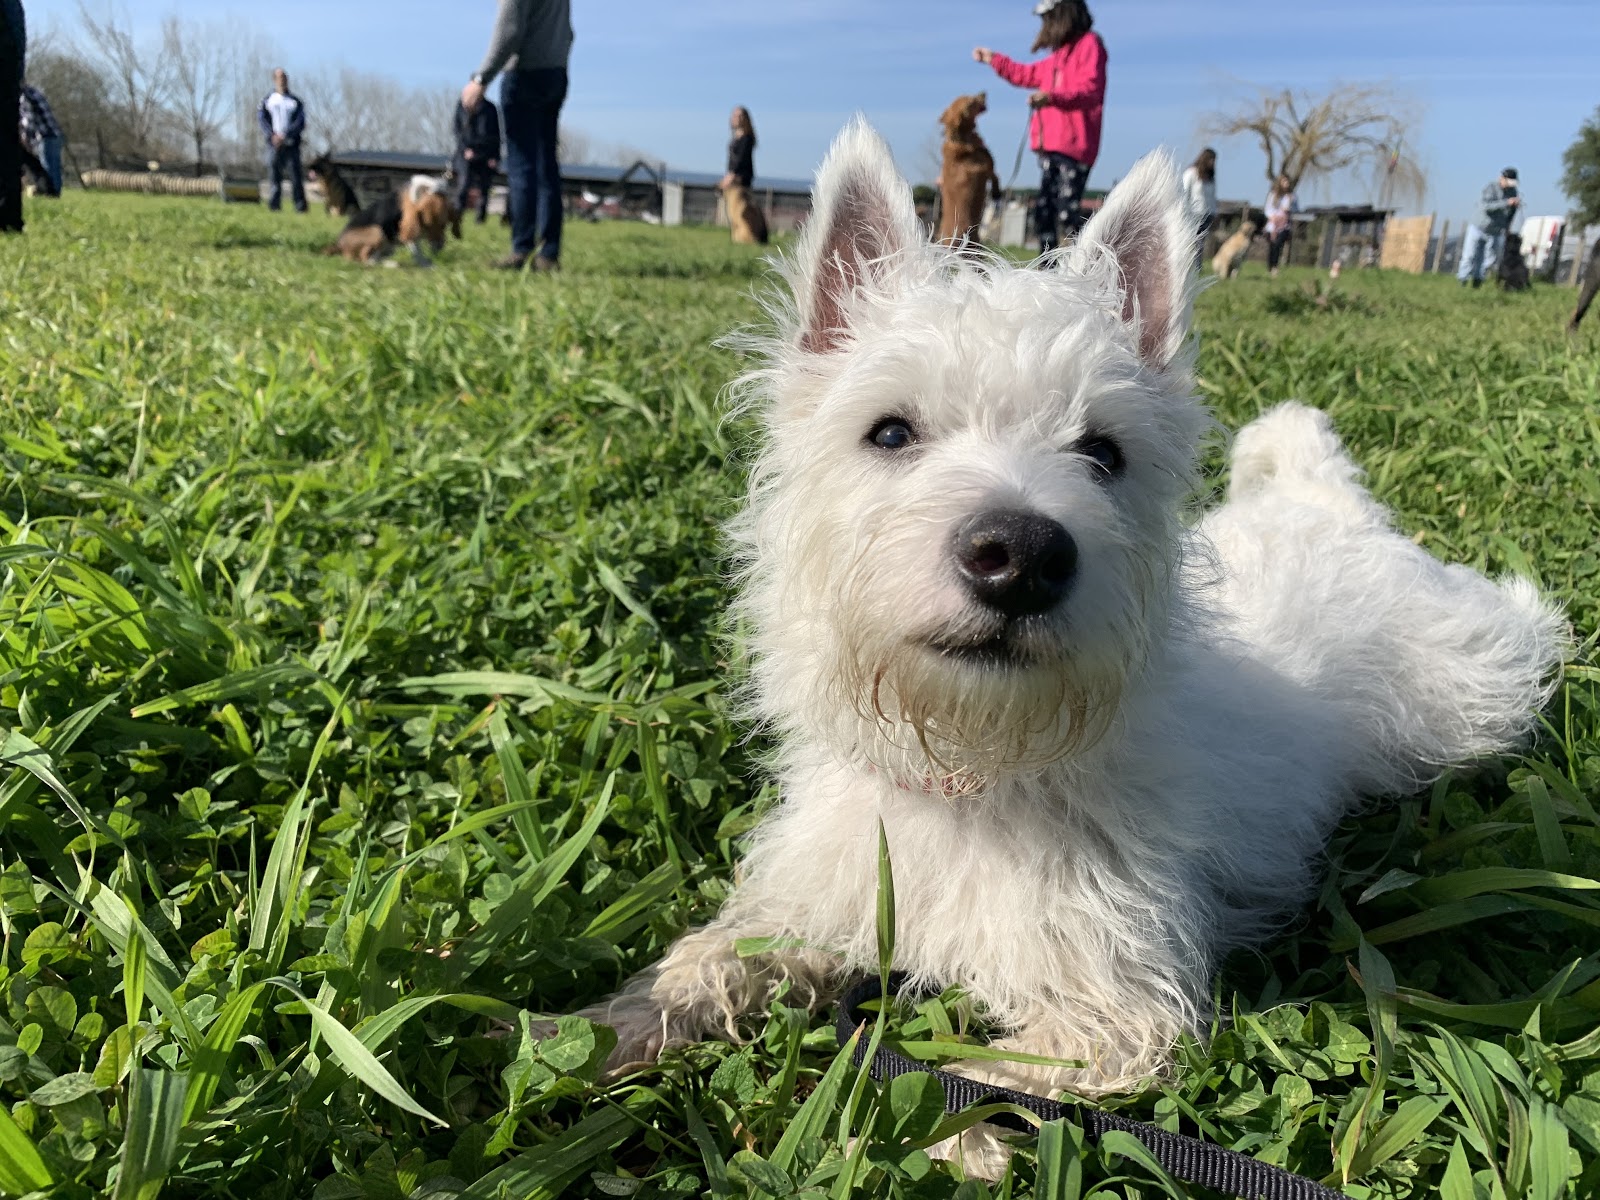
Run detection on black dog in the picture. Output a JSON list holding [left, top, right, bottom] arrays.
[[305, 151, 361, 216], [1571, 246, 1600, 333], [1496, 231, 1531, 292]]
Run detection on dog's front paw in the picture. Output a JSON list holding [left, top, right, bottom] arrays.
[[573, 996, 671, 1079]]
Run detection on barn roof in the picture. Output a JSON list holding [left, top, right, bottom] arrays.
[[326, 149, 813, 195]]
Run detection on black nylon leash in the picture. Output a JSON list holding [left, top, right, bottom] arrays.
[[837, 975, 1348, 1200]]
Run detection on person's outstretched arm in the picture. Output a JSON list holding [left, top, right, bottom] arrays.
[[976, 47, 1047, 89]]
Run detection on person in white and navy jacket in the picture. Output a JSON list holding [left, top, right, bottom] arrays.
[[257, 68, 307, 213]]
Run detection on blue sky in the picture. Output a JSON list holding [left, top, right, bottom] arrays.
[[55, 0, 1599, 227]]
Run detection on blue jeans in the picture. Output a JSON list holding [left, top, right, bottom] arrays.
[[41, 135, 62, 194], [501, 68, 567, 262], [268, 141, 306, 212], [1457, 224, 1502, 284]]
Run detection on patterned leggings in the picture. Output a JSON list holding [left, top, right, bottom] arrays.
[[1035, 152, 1090, 253]]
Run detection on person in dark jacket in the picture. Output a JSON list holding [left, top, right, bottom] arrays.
[[257, 67, 307, 213], [1457, 168, 1519, 288], [1, 0, 25, 233], [718, 106, 766, 245], [453, 95, 501, 223], [460, 0, 572, 271], [19, 82, 59, 195]]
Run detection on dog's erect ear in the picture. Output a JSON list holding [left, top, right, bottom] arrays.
[[795, 118, 920, 355], [1072, 150, 1195, 372]]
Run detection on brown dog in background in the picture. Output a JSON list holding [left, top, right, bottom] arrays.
[[1212, 219, 1259, 279], [936, 93, 1001, 248]]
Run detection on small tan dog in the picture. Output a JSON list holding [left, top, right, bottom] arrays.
[[1211, 218, 1259, 279], [325, 176, 460, 266], [936, 92, 1002, 247], [726, 185, 769, 245]]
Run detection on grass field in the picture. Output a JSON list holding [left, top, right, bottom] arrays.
[[0, 190, 1598, 1199]]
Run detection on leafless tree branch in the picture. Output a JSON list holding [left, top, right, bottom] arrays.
[[1205, 82, 1427, 207]]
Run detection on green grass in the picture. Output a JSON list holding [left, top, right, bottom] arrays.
[[0, 190, 1598, 1199]]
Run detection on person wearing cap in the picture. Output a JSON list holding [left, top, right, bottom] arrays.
[[973, 0, 1107, 256], [1457, 168, 1520, 289], [460, 0, 573, 272]]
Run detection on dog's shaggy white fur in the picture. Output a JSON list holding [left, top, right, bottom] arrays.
[[577, 120, 1565, 1166]]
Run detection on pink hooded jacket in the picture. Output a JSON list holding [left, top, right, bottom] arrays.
[[988, 33, 1107, 167]]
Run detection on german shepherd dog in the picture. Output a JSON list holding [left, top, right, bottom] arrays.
[[305, 151, 361, 217]]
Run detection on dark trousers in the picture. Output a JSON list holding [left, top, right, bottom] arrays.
[[501, 67, 567, 262], [1194, 213, 1214, 272], [1035, 152, 1090, 254], [455, 155, 495, 222], [1266, 228, 1292, 270], [0, 0, 24, 233], [268, 141, 306, 212]]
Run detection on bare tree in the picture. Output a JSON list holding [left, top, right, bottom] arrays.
[[23, 48, 118, 173], [299, 68, 453, 155], [77, 2, 173, 161], [558, 125, 592, 164], [229, 32, 282, 163], [1205, 83, 1426, 206], [162, 16, 231, 173], [416, 90, 458, 157]]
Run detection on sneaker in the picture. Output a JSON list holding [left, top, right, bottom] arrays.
[[532, 255, 560, 273], [491, 254, 528, 271]]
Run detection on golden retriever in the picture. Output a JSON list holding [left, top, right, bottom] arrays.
[[937, 92, 1002, 248]]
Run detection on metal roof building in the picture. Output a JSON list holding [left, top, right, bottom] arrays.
[[320, 149, 814, 232]]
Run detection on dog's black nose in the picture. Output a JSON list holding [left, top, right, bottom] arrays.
[[951, 510, 1077, 616]]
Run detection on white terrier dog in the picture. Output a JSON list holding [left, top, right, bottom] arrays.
[[579, 120, 1563, 1163]]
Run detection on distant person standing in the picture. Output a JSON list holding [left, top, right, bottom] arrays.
[[1, 0, 24, 232], [19, 81, 60, 195], [718, 105, 767, 245], [1181, 147, 1217, 269], [461, 0, 573, 272], [1264, 173, 1297, 278], [258, 68, 307, 213], [1457, 168, 1520, 289], [974, 0, 1107, 256], [453, 94, 501, 223]]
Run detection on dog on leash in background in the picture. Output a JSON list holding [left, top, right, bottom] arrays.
[[566, 120, 1565, 1175], [936, 92, 1002, 248], [325, 175, 460, 266], [1211, 216, 1258, 278]]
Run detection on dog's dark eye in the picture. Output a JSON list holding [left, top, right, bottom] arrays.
[[868, 418, 918, 451], [1077, 436, 1123, 480]]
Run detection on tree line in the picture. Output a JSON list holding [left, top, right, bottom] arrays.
[[30, 5, 615, 181]]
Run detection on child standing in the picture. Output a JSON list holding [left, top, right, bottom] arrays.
[[1264, 174, 1297, 278], [974, 0, 1107, 256]]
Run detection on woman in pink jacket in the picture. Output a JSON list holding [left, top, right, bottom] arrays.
[[975, 0, 1107, 256]]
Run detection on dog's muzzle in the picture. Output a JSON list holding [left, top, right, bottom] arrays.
[[950, 509, 1076, 618]]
